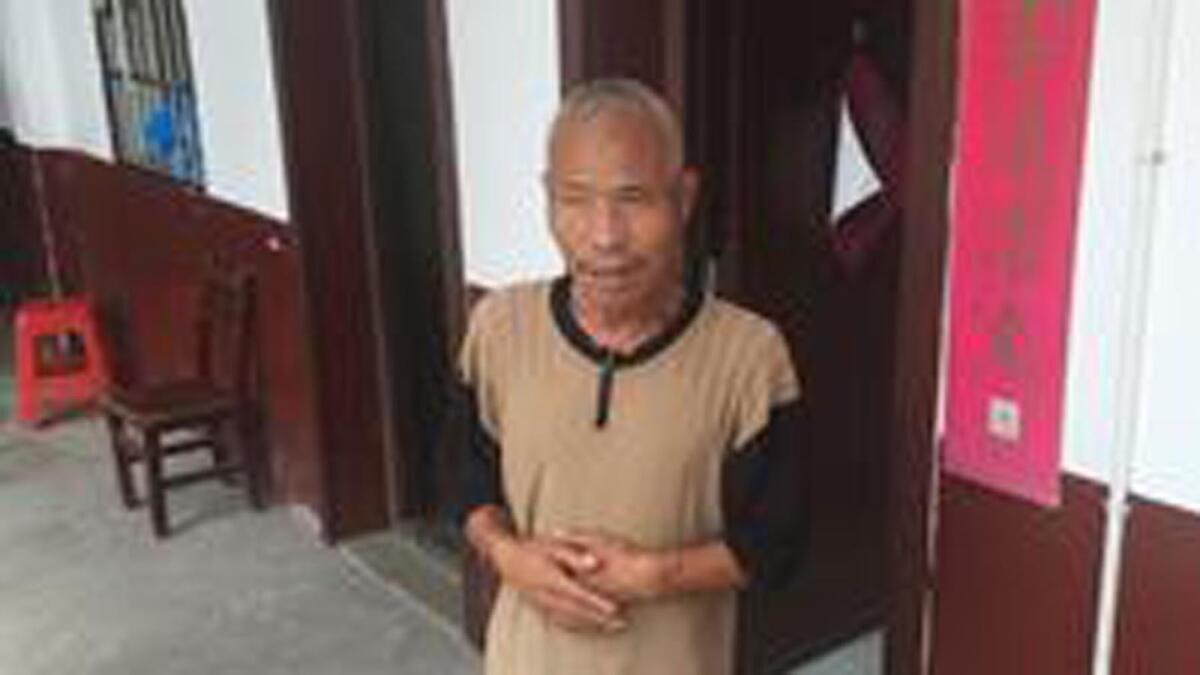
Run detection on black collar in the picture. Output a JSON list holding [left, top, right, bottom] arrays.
[[550, 275, 704, 369]]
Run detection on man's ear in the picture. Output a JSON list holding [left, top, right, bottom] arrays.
[[679, 167, 701, 222]]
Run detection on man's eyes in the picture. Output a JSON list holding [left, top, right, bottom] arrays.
[[556, 191, 591, 206], [552, 186, 660, 209], [613, 187, 652, 205]]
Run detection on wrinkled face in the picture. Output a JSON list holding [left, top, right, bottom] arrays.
[[545, 108, 698, 317]]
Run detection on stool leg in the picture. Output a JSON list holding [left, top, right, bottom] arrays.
[[104, 413, 138, 509], [14, 321, 39, 425], [144, 429, 169, 538]]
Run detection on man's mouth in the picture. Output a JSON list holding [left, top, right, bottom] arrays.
[[577, 263, 640, 290]]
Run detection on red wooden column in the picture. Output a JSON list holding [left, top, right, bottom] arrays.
[[267, 0, 390, 540]]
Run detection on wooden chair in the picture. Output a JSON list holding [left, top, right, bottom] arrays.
[[100, 268, 264, 538]]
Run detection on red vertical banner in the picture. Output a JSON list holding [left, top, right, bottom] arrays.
[[944, 0, 1099, 506]]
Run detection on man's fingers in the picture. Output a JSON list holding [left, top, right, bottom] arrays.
[[534, 590, 604, 628], [546, 541, 600, 573], [551, 572, 621, 617], [533, 588, 626, 632]]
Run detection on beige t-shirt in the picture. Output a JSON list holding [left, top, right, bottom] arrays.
[[460, 280, 799, 675]]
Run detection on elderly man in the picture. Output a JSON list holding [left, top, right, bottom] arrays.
[[458, 78, 807, 675]]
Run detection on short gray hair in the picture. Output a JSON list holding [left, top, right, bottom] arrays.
[[549, 78, 684, 172]]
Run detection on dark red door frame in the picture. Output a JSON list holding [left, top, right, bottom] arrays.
[[886, 0, 957, 673], [265, 0, 467, 540], [355, 0, 467, 520], [266, 0, 390, 541]]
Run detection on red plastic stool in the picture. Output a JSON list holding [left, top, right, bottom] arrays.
[[14, 296, 111, 426]]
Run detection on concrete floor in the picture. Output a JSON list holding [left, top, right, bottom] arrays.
[[793, 631, 883, 675], [0, 418, 480, 675]]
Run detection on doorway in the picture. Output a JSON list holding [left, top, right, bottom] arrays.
[[356, 0, 955, 672], [552, 1, 952, 673]]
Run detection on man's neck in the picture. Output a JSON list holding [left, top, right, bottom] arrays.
[[572, 284, 686, 354]]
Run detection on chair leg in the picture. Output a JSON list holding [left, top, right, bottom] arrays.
[[235, 413, 265, 511], [144, 429, 169, 538], [209, 420, 237, 486], [104, 413, 138, 509]]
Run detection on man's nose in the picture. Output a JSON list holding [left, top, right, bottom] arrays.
[[589, 196, 629, 249]]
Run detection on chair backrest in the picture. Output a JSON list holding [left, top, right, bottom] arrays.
[[194, 265, 258, 401]]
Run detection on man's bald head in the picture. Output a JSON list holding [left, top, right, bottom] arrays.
[[548, 78, 684, 174]]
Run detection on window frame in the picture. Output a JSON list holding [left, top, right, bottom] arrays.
[[93, 0, 206, 187]]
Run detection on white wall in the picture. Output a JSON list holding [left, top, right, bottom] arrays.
[[1061, 1, 1155, 483], [0, 0, 66, 143], [446, 0, 563, 287], [0, 38, 11, 131], [183, 0, 289, 220], [1128, 0, 1200, 514], [1062, 0, 1200, 514], [0, 0, 288, 220], [831, 98, 883, 223], [0, 0, 110, 157], [45, 0, 114, 159]]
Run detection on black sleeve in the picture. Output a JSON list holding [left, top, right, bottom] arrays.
[[720, 400, 810, 589], [452, 381, 507, 528]]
